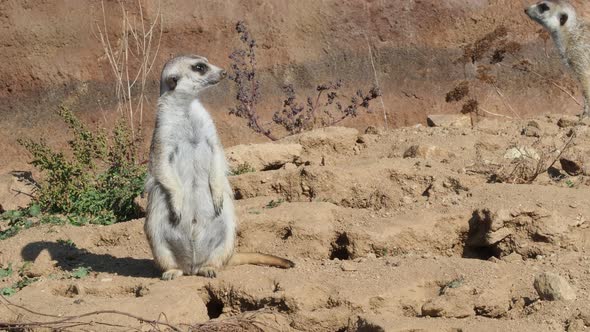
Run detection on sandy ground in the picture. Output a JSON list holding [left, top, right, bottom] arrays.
[[1, 115, 590, 331]]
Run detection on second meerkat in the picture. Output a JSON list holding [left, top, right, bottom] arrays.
[[145, 55, 294, 280], [526, 0, 590, 117]]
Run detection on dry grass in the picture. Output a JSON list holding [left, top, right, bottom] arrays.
[[95, 0, 163, 138]]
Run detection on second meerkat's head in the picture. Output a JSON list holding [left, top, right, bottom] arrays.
[[159, 55, 227, 96], [525, 0, 578, 33]]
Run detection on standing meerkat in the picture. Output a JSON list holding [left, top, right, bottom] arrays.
[[145, 55, 294, 280], [525, 0, 590, 117]]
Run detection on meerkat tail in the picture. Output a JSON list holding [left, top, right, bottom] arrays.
[[227, 253, 295, 269]]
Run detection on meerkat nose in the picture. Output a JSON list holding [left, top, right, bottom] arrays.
[[220, 70, 227, 78]]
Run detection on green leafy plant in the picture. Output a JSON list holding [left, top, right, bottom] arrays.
[[0, 263, 13, 279], [0, 273, 39, 297], [231, 162, 256, 175], [17, 107, 146, 227], [70, 266, 91, 279], [0, 286, 16, 296], [57, 239, 77, 248], [13, 276, 38, 290], [18, 261, 32, 276], [0, 204, 41, 240], [264, 199, 284, 209]]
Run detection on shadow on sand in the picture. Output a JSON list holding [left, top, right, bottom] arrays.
[[21, 241, 159, 278]]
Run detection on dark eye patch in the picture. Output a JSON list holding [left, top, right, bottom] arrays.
[[538, 3, 549, 13], [560, 13, 569, 26], [191, 62, 208, 74]]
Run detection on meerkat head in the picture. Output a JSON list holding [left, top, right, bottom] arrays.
[[525, 0, 577, 33], [159, 55, 227, 96]]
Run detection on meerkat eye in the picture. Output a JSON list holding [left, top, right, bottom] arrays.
[[560, 13, 569, 26], [191, 63, 208, 74], [538, 3, 550, 13]]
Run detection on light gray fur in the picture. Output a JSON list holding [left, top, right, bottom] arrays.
[[526, 0, 590, 116], [145, 55, 233, 280]]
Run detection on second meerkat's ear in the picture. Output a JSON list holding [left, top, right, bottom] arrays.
[[560, 13, 569, 26]]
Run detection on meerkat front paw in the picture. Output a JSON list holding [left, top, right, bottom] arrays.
[[161, 269, 183, 280], [210, 181, 224, 217], [170, 191, 184, 221]]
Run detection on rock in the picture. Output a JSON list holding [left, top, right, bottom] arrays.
[[133, 284, 150, 297], [65, 283, 85, 297], [503, 146, 540, 161], [560, 157, 585, 176], [403, 145, 455, 160], [0, 172, 35, 211], [421, 296, 474, 318], [365, 126, 380, 135], [426, 114, 471, 128], [340, 261, 358, 272], [558, 116, 580, 128], [225, 143, 303, 172], [522, 122, 541, 137], [559, 147, 587, 176], [567, 319, 586, 332], [474, 291, 509, 318], [501, 252, 523, 263], [534, 272, 576, 301]]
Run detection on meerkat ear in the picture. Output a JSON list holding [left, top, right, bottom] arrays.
[[166, 75, 179, 91], [560, 13, 569, 26]]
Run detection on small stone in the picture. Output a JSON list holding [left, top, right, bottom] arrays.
[[488, 256, 501, 263], [365, 126, 379, 135], [522, 125, 541, 137], [402, 196, 414, 205], [427, 114, 471, 128], [558, 116, 579, 128], [134, 284, 150, 297], [421, 296, 474, 318], [501, 252, 523, 263], [475, 291, 509, 318], [534, 272, 576, 301], [340, 261, 358, 272], [100, 278, 113, 282], [527, 120, 541, 129], [504, 146, 540, 161], [567, 319, 586, 332], [66, 283, 84, 297], [560, 155, 586, 176]]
